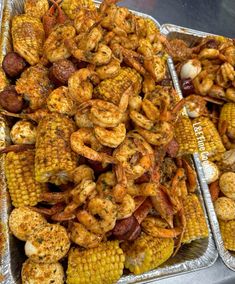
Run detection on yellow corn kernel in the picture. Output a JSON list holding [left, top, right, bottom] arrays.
[[66, 241, 125, 284], [175, 116, 198, 155], [62, 0, 96, 20], [219, 102, 235, 137], [5, 149, 47, 207], [219, 219, 235, 251], [94, 67, 142, 105], [123, 234, 174, 275], [182, 194, 209, 243], [24, 0, 49, 18], [193, 116, 226, 161], [35, 113, 77, 185], [12, 14, 44, 65]]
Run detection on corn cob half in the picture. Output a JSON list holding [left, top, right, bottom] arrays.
[[174, 115, 198, 155], [123, 234, 174, 275], [66, 241, 125, 284], [219, 219, 235, 251], [35, 113, 77, 185], [219, 102, 235, 138], [62, 0, 96, 20], [94, 67, 142, 105], [5, 149, 47, 207], [182, 194, 209, 243], [193, 117, 226, 161], [12, 15, 44, 65]]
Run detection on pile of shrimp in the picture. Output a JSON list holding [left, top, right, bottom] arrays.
[[167, 34, 235, 250], [1, 0, 208, 278]]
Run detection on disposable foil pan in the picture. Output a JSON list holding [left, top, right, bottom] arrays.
[[0, 2, 217, 282], [161, 23, 235, 271]]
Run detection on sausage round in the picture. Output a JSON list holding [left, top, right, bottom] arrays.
[[49, 59, 76, 85], [2, 52, 27, 77], [0, 86, 23, 113]]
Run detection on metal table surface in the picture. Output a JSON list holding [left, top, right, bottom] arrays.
[[120, 0, 235, 283]]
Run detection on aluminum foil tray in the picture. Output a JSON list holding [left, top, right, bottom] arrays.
[[0, 2, 217, 282], [161, 23, 235, 272]]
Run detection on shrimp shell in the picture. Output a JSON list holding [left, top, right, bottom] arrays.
[[70, 128, 116, 163], [69, 222, 103, 248], [117, 194, 135, 220], [77, 197, 117, 234], [94, 123, 126, 148], [44, 24, 76, 62]]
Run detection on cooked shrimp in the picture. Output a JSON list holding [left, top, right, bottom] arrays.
[[113, 132, 154, 179], [141, 216, 181, 238], [77, 27, 103, 51], [65, 179, 97, 212], [70, 128, 116, 163], [136, 121, 174, 146], [129, 110, 154, 130], [98, 0, 121, 14], [79, 100, 123, 127], [113, 7, 135, 34], [73, 179, 96, 203], [71, 165, 95, 184], [74, 9, 99, 34], [142, 75, 156, 94], [68, 222, 102, 248], [144, 56, 166, 82], [96, 171, 116, 198], [94, 123, 126, 148], [112, 162, 127, 202], [68, 68, 95, 104], [67, 39, 112, 66], [47, 86, 76, 116], [142, 99, 160, 121], [116, 194, 135, 220], [44, 24, 76, 62], [77, 197, 117, 234], [193, 70, 214, 96], [74, 111, 93, 128], [95, 58, 121, 79]]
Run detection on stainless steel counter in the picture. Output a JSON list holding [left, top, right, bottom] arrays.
[[120, 0, 235, 283]]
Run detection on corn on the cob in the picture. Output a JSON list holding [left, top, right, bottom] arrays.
[[16, 65, 52, 110], [62, 0, 96, 20], [24, 0, 49, 18], [94, 67, 142, 105], [219, 219, 235, 251], [182, 194, 209, 243], [5, 149, 47, 207], [174, 116, 198, 155], [12, 15, 44, 65], [144, 18, 160, 43], [35, 113, 77, 185], [123, 234, 174, 275], [219, 102, 235, 137], [66, 241, 125, 284], [193, 117, 226, 161]]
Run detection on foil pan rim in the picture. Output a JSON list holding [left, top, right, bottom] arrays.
[[0, 3, 217, 283], [160, 23, 235, 272]]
